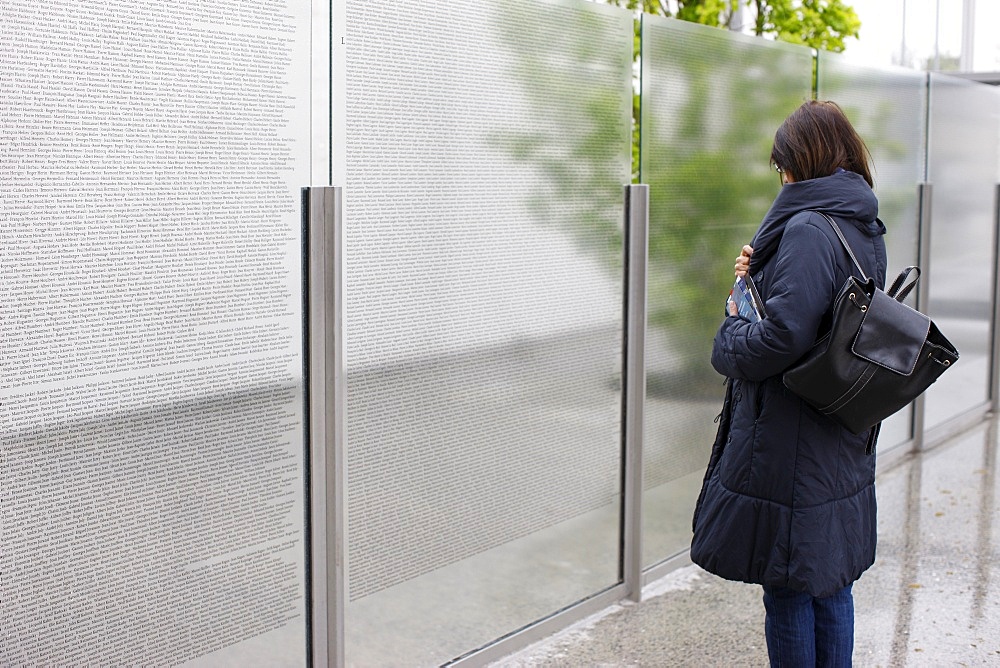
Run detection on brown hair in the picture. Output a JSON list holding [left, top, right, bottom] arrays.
[[770, 100, 874, 188]]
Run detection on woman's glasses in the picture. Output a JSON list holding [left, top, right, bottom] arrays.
[[771, 161, 785, 185]]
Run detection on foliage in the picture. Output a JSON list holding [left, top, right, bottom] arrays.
[[752, 0, 861, 52], [605, 0, 861, 51]]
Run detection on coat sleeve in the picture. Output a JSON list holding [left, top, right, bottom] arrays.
[[712, 217, 840, 382]]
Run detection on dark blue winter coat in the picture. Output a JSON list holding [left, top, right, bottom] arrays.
[[691, 170, 887, 598]]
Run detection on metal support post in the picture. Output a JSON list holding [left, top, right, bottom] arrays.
[[990, 184, 1000, 413], [304, 186, 345, 668], [622, 184, 649, 602], [912, 182, 933, 450]]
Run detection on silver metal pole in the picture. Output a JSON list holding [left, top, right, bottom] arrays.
[[305, 185, 345, 668], [989, 184, 1000, 412], [912, 182, 933, 450], [622, 184, 649, 602]]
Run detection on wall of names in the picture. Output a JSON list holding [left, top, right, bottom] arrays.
[[0, 0, 310, 664]]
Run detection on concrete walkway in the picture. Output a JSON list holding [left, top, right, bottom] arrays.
[[494, 418, 1000, 667]]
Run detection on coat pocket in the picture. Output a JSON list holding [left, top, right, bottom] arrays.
[[717, 379, 765, 493], [693, 381, 734, 530]]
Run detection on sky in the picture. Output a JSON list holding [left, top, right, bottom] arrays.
[[844, 0, 1000, 72]]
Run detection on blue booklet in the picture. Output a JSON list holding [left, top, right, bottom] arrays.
[[727, 276, 766, 322]]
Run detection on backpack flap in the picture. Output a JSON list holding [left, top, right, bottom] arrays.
[[852, 288, 931, 376]]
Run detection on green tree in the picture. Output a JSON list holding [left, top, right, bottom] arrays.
[[751, 0, 861, 52], [606, 0, 861, 51]]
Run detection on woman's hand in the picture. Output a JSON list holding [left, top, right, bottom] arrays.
[[735, 245, 753, 278], [728, 245, 754, 316]]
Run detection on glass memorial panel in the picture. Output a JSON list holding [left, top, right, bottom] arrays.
[[1, 1, 312, 665], [343, 0, 633, 663], [923, 74, 1000, 429], [817, 53, 928, 450], [639, 17, 814, 568]]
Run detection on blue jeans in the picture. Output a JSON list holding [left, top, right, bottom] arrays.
[[762, 583, 854, 667]]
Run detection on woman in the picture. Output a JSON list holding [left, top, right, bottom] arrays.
[[691, 100, 887, 667]]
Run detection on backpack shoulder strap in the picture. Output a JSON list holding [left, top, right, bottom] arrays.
[[812, 211, 869, 281]]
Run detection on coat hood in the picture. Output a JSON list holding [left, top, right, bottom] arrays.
[[750, 170, 883, 272]]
